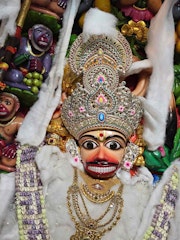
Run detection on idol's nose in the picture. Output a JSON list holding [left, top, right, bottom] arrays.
[[95, 146, 106, 160]]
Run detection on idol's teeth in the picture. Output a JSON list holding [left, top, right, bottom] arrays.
[[39, 41, 47, 46], [88, 166, 116, 174]]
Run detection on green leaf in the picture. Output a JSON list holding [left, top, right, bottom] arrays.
[[111, 6, 127, 27], [170, 128, 180, 160], [144, 146, 171, 173]]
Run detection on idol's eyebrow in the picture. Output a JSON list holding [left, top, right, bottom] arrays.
[[106, 135, 127, 143], [79, 134, 127, 143], [79, 135, 98, 141]]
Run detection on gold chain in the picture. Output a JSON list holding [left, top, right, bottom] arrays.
[[0, 116, 16, 126], [67, 168, 124, 240], [27, 41, 45, 57], [79, 170, 120, 203], [81, 184, 114, 203]]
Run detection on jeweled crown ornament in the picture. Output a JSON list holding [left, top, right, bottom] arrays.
[[61, 8, 143, 140]]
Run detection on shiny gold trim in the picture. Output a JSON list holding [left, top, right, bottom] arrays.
[[16, 0, 31, 28]]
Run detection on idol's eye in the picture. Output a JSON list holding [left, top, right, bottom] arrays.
[[5, 100, 11, 105], [36, 29, 42, 33], [105, 141, 122, 150], [81, 140, 98, 150]]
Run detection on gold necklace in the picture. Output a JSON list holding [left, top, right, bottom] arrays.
[[0, 116, 16, 126], [27, 41, 45, 57], [79, 170, 119, 203], [67, 168, 124, 240]]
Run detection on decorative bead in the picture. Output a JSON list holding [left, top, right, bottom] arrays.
[[98, 112, 105, 122]]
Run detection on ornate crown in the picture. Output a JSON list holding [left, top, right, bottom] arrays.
[[61, 10, 143, 140]]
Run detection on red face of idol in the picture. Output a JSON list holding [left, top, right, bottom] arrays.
[[78, 130, 127, 179], [0, 95, 18, 121]]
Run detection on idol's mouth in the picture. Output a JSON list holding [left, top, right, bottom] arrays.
[[0, 112, 7, 116], [85, 160, 119, 178], [39, 40, 48, 46], [0, 105, 8, 114]]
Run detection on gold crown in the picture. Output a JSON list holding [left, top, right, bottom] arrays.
[[61, 33, 143, 140]]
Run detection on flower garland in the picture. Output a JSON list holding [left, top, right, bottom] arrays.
[[15, 145, 50, 240], [143, 167, 179, 240]]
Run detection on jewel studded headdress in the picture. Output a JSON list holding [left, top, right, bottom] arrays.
[[61, 8, 143, 140]]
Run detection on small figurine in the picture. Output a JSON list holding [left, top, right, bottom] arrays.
[[0, 92, 24, 172], [2, 24, 54, 93], [119, 0, 162, 15], [45, 103, 71, 152]]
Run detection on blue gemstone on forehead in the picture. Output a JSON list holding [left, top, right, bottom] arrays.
[[98, 112, 105, 122]]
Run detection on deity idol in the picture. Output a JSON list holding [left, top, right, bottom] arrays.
[[2, 24, 53, 91], [0, 92, 24, 172], [0, 1, 179, 240]]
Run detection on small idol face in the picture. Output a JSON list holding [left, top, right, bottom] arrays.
[[30, 24, 53, 52], [78, 130, 127, 179], [0, 95, 15, 118]]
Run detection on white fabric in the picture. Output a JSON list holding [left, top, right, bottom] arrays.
[[0, 172, 19, 240], [124, 0, 176, 150], [126, 59, 152, 76], [0, 172, 15, 229], [0, 0, 20, 46], [117, 165, 153, 185], [83, 8, 118, 42], [142, 0, 176, 150]]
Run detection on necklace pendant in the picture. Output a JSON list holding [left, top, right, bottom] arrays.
[[71, 226, 102, 240], [92, 183, 104, 190]]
